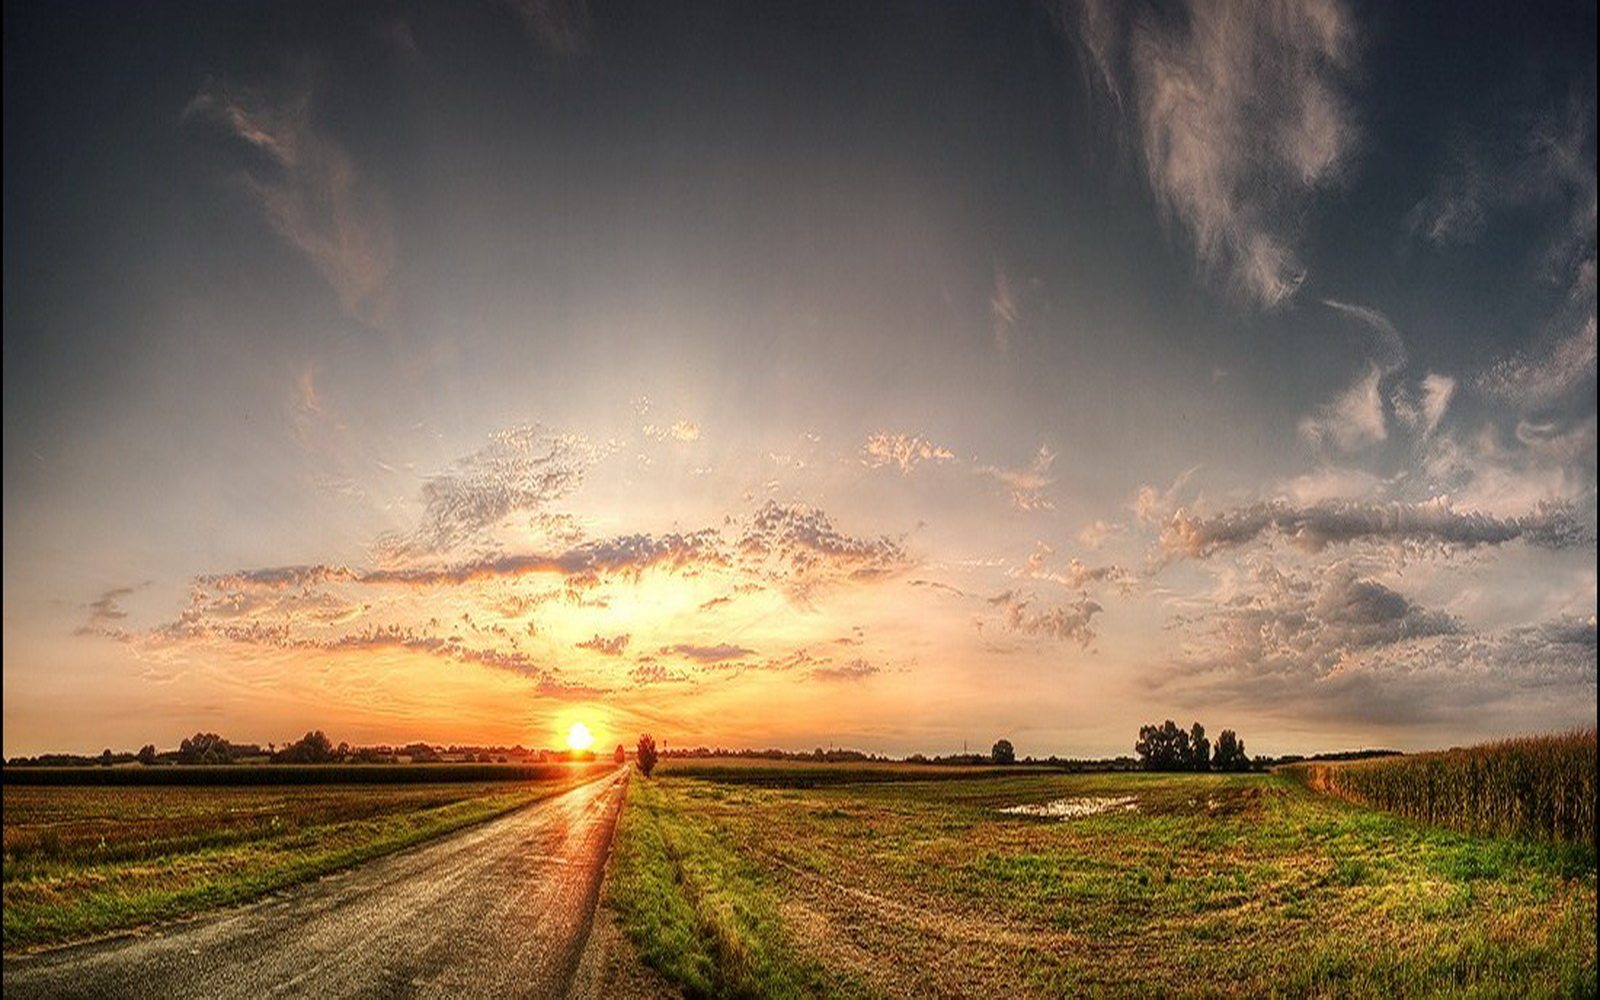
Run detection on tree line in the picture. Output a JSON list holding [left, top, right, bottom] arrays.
[[1134, 720, 1251, 771]]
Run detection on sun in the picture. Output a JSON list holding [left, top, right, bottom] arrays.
[[566, 722, 594, 753]]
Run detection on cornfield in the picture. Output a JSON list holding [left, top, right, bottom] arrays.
[[1282, 730, 1596, 848]]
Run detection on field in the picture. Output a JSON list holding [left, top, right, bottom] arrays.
[[2, 762, 615, 952], [607, 763, 1597, 998], [1282, 731, 1596, 849]]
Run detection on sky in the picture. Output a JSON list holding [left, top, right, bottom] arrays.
[[3, 0, 1595, 759]]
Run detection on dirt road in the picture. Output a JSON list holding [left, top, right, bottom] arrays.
[[2, 769, 629, 1000]]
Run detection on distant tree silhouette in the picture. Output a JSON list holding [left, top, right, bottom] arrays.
[[613, 744, 627, 764], [1189, 723, 1211, 772], [100, 748, 114, 767], [276, 730, 335, 763], [1213, 730, 1249, 771], [137, 744, 158, 765], [178, 732, 233, 764], [991, 739, 1016, 765], [637, 734, 658, 777], [1136, 720, 1192, 771]]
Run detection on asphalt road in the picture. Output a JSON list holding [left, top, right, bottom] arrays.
[[3, 769, 630, 1000]]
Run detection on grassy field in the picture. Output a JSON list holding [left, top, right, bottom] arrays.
[[1282, 731, 1596, 849], [607, 763, 1597, 998], [2, 762, 614, 952]]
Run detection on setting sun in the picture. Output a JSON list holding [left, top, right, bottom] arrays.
[[566, 722, 594, 753]]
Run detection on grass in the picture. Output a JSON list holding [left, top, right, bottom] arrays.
[[607, 764, 1597, 998], [2, 762, 614, 952], [1281, 730, 1597, 850]]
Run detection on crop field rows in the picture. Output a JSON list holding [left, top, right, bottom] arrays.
[[2, 764, 615, 951]]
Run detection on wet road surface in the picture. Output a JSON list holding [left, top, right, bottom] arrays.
[[3, 769, 629, 1000]]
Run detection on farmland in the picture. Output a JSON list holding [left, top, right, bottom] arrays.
[[608, 763, 1597, 998], [1282, 730, 1596, 849], [2, 762, 615, 952]]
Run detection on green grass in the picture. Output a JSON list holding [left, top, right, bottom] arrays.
[[607, 765, 1597, 998], [2, 764, 614, 952], [608, 775, 874, 998]]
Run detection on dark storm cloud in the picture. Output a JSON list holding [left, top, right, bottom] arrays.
[[1161, 498, 1590, 560]]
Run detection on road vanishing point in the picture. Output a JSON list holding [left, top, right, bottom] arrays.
[[3, 769, 629, 1000]]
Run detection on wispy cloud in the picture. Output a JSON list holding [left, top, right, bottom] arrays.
[[1393, 372, 1456, 440], [182, 72, 396, 329], [643, 420, 702, 442], [662, 643, 755, 663], [861, 433, 956, 473], [1299, 364, 1387, 452], [1062, 0, 1360, 308], [977, 445, 1057, 511], [378, 426, 603, 560], [1478, 315, 1597, 410], [809, 658, 881, 682]]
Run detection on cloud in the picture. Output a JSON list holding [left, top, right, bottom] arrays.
[[1063, 0, 1360, 307], [737, 501, 911, 592], [504, 0, 591, 60], [861, 433, 956, 473], [1393, 373, 1456, 439], [1161, 497, 1590, 560], [1167, 561, 1593, 725], [987, 590, 1103, 647], [576, 633, 630, 656], [378, 426, 602, 559], [182, 73, 396, 329], [77, 585, 139, 636], [1299, 364, 1387, 452], [643, 420, 701, 442], [661, 643, 755, 663], [1411, 92, 1597, 414], [1478, 315, 1597, 410], [1022, 543, 1133, 595], [991, 262, 1020, 354], [1322, 299, 1406, 373], [977, 445, 1057, 511], [809, 658, 881, 682]]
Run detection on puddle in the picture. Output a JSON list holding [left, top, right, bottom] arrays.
[[999, 795, 1139, 819]]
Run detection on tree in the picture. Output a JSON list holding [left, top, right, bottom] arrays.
[[277, 730, 335, 764], [637, 734, 658, 777], [178, 732, 233, 764], [1213, 729, 1249, 772], [991, 739, 1015, 765], [1189, 723, 1211, 772], [100, 748, 114, 767], [613, 744, 627, 764], [137, 744, 158, 765], [1135, 720, 1192, 771]]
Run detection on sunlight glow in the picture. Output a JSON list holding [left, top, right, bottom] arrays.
[[566, 721, 594, 752]]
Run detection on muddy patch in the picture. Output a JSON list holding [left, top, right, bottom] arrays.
[[998, 796, 1139, 820]]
